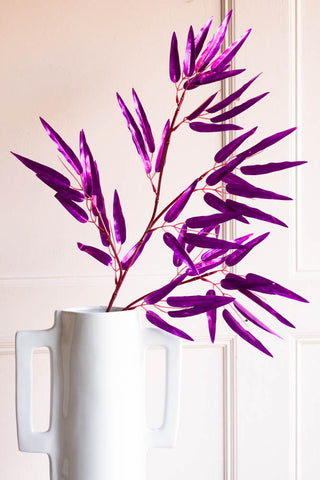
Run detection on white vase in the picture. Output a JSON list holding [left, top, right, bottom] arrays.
[[15, 306, 182, 480]]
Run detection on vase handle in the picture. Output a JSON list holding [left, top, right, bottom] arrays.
[[15, 325, 57, 454], [143, 328, 182, 448]]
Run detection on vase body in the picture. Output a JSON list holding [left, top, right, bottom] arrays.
[[15, 307, 182, 480]]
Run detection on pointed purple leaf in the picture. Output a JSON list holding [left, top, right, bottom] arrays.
[[186, 69, 245, 89], [210, 92, 269, 123], [113, 190, 126, 244], [79, 130, 93, 196], [225, 232, 270, 267], [173, 224, 187, 266], [183, 232, 247, 250], [167, 294, 234, 308], [186, 92, 219, 121], [168, 295, 234, 318], [121, 232, 152, 270], [12, 152, 71, 186], [210, 29, 251, 72], [169, 32, 181, 83], [132, 88, 155, 153], [186, 211, 244, 229], [203, 192, 249, 224], [155, 120, 170, 172], [245, 273, 308, 302], [37, 174, 84, 202], [222, 309, 273, 357], [194, 16, 213, 58], [183, 26, 196, 77], [233, 301, 282, 339], [206, 290, 217, 343], [240, 127, 296, 158], [146, 310, 193, 341], [39, 117, 82, 175], [77, 242, 112, 267], [214, 127, 257, 164], [226, 198, 288, 227], [163, 232, 198, 275], [241, 160, 307, 176], [190, 122, 242, 133], [206, 151, 249, 185], [144, 273, 188, 305], [225, 177, 292, 201], [55, 193, 88, 223], [98, 209, 110, 247], [164, 179, 198, 222]]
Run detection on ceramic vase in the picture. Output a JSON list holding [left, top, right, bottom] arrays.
[[15, 307, 182, 480]]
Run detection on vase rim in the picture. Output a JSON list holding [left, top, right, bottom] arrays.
[[56, 306, 128, 314]]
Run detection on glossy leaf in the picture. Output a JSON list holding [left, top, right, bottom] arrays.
[[225, 176, 292, 201], [146, 310, 193, 341], [113, 190, 126, 244], [132, 88, 155, 153], [194, 16, 213, 58], [190, 122, 242, 133], [55, 193, 88, 223], [155, 120, 170, 172], [233, 300, 282, 338], [210, 92, 268, 123], [144, 273, 187, 305], [183, 26, 196, 77], [12, 152, 70, 186], [169, 32, 181, 83], [79, 130, 93, 196], [226, 198, 288, 227], [164, 179, 198, 222], [183, 232, 247, 250], [224, 232, 270, 266], [163, 232, 198, 274], [186, 69, 245, 89], [206, 152, 249, 185], [186, 92, 218, 121], [214, 127, 257, 164], [77, 242, 112, 266], [206, 290, 217, 343], [241, 160, 307, 176], [37, 174, 84, 202], [210, 29, 251, 72], [121, 232, 152, 270]]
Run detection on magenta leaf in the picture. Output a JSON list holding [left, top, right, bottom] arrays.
[[144, 273, 187, 305], [188, 256, 225, 276], [206, 290, 217, 343], [222, 309, 273, 357], [169, 32, 181, 83], [210, 29, 251, 72], [12, 152, 71, 186], [116, 93, 151, 174], [224, 232, 270, 267], [186, 92, 218, 121], [206, 152, 249, 185], [168, 295, 234, 317], [210, 92, 269, 123], [39, 117, 82, 175], [37, 174, 84, 202], [164, 179, 198, 222], [55, 193, 88, 223], [207, 74, 261, 114], [186, 69, 245, 89], [173, 224, 187, 266], [132, 88, 155, 153], [194, 16, 213, 58], [240, 127, 296, 158], [113, 190, 126, 244], [190, 122, 242, 133], [241, 160, 307, 175], [233, 300, 282, 339], [245, 273, 308, 302], [186, 211, 243, 229], [121, 232, 152, 270], [146, 310, 193, 341], [183, 232, 247, 250], [98, 209, 110, 247], [225, 198, 288, 227], [214, 127, 257, 164], [79, 130, 93, 196], [183, 26, 196, 77], [203, 191, 249, 224], [225, 175, 292, 201], [155, 119, 170, 172], [77, 242, 112, 266], [163, 232, 198, 275]]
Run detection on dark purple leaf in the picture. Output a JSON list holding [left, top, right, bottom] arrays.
[[224, 232, 269, 267], [222, 309, 272, 356], [194, 16, 213, 58], [221, 273, 254, 290], [225, 177, 292, 201], [195, 11, 232, 72], [132, 88, 155, 153], [225, 198, 288, 227], [186, 69, 245, 89], [206, 290, 217, 343], [98, 209, 110, 247], [87, 145, 105, 212], [146, 310, 193, 341], [233, 301, 282, 338], [79, 130, 93, 196], [207, 74, 261, 114], [12, 152, 71, 186], [169, 32, 181, 83], [186, 92, 219, 121], [240, 127, 296, 158], [37, 174, 84, 202], [186, 211, 243, 229], [54, 193, 88, 223], [188, 256, 225, 275], [77, 242, 112, 266], [203, 192, 249, 224], [241, 160, 307, 176], [245, 273, 308, 302], [183, 26, 196, 77], [113, 190, 126, 244], [183, 232, 247, 250], [155, 120, 170, 172], [163, 232, 198, 275], [210, 29, 251, 72], [210, 92, 268, 123], [167, 294, 234, 308], [190, 122, 242, 133], [39, 117, 82, 175], [206, 151, 249, 185], [173, 224, 187, 267], [164, 179, 198, 222], [144, 273, 187, 305], [214, 127, 257, 164], [121, 232, 152, 270], [116, 93, 151, 174]]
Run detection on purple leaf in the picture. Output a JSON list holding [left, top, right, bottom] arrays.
[[39, 117, 82, 175], [173, 224, 187, 266], [224, 232, 270, 267], [210, 29, 251, 72], [203, 192, 249, 224], [210, 92, 269, 123], [167, 294, 234, 308], [240, 127, 296, 158], [113, 190, 126, 244], [186, 92, 219, 121], [169, 32, 181, 83], [245, 273, 308, 302], [241, 160, 307, 176], [225, 176, 292, 201], [186, 211, 243, 229], [98, 209, 110, 247], [163, 232, 198, 275], [183, 26, 196, 77], [194, 16, 213, 58], [239, 289, 295, 328], [195, 11, 232, 72], [12, 152, 71, 186], [121, 232, 152, 270], [55, 193, 88, 223], [37, 174, 84, 202], [188, 256, 225, 275], [206, 290, 217, 343], [222, 309, 273, 356], [146, 310, 193, 341], [214, 127, 258, 164], [206, 151, 249, 185], [164, 179, 198, 222], [144, 273, 187, 305], [155, 120, 170, 172], [79, 130, 93, 196], [233, 301, 282, 338], [86, 144, 105, 212], [225, 198, 288, 227], [190, 122, 242, 133], [116, 93, 151, 174], [207, 74, 261, 114], [132, 88, 155, 153], [77, 242, 112, 266], [186, 69, 245, 89], [183, 232, 247, 250]]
